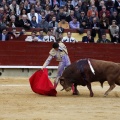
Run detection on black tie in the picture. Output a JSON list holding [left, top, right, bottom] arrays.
[[14, 6, 16, 14], [69, 38, 71, 42], [53, 21, 55, 27], [49, 36, 50, 41]]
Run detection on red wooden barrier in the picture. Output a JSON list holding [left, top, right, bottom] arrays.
[[0, 41, 120, 66]]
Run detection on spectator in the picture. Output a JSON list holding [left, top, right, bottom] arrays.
[[77, 0, 87, 14], [9, 0, 20, 16], [58, 15, 69, 29], [97, 0, 105, 12], [89, 11, 99, 23], [45, 10, 55, 22], [62, 31, 78, 42], [66, 0, 74, 10], [63, 5, 70, 17], [114, 0, 120, 14], [19, 2, 24, 13], [71, 0, 78, 7], [0, 28, 9, 41], [42, 0, 51, 9], [40, 0, 46, 8], [21, 28, 26, 35], [38, 10, 46, 23], [87, 5, 98, 18], [66, 10, 75, 23], [27, 9, 39, 23], [56, 6, 65, 22], [9, 27, 23, 40], [24, 0, 30, 13], [82, 30, 94, 43], [43, 29, 56, 42], [99, 13, 109, 29], [53, 4, 59, 15], [38, 30, 44, 42], [109, 20, 119, 43], [105, 0, 114, 12], [19, 14, 32, 30], [0, 15, 8, 29], [30, 3, 36, 10], [6, 10, 19, 22], [0, 7, 5, 21], [31, 16, 38, 28], [79, 11, 89, 25], [99, 6, 110, 18], [74, 5, 80, 20], [49, 16, 58, 28], [109, 11, 120, 25], [35, 1, 43, 14], [25, 30, 39, 42], [59, 0, 67, 7], [100, 19, 109, 30], [49, 0, 59, 8], [19, 8, 27, 20], [90, 17, 100, 38], [37, 16, 49, 32], [56, 33, 63, 42], [97, 33, 111, 43], [7, 0, 12, 5], [80, 20, 90, 29], [0, 19, 7, 31], [69, 17, 80, 30], [88, 0, 97, 11], [8, 15, 20, 27], [0, 0, 8, 8], [4, 4, 11, 15], [28, 0, 36, 4], [44, 5, 51, 15]]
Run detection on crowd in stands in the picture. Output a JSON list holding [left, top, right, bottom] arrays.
[[0, 0, 120, 43]]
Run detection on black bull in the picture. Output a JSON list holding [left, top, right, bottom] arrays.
[[59, 59, 120, 97]]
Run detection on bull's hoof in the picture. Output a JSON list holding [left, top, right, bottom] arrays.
[[73, 92, 79, 95], [104, 94, 108, 97], [90, 95, 93, 97], [72, 90, 80, 95], [104, 92, 108, 97], [90, 93, 94, 97]]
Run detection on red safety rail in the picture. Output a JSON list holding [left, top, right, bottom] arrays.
[[0, 41, 120, 66]]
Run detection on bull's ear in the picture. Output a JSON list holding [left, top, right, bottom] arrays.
[[59, 77, 65, 85], [60, 81, 64, 85]]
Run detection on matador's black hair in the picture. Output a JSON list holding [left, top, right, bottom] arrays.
[[52, 42, 59, 49]]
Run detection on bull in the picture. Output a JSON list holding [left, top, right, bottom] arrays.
[[59, 58, 120, 97]]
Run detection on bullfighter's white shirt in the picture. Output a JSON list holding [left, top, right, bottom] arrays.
[[62, 36, 78, 43]]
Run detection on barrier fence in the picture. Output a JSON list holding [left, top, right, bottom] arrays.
[[0, 41, 120, 66]]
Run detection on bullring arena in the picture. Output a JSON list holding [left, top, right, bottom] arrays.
[[0, 78, 120, 120], [0, 42, 120, 120]]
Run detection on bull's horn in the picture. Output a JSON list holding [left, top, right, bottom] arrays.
[[60, 88, 64, 91]]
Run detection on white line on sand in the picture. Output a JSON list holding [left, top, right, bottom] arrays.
[[0, 84, 29, 87]]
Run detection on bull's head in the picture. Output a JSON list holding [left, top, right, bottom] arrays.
[[59, 77, 73, 92]]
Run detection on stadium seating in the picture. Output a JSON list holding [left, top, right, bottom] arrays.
[[7, 28, 111, 42]]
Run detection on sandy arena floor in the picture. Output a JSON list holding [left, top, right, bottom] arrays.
[[0, 77, 120, 120]]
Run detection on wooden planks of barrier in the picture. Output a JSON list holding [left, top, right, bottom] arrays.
[[0, 41, 120, 66]]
